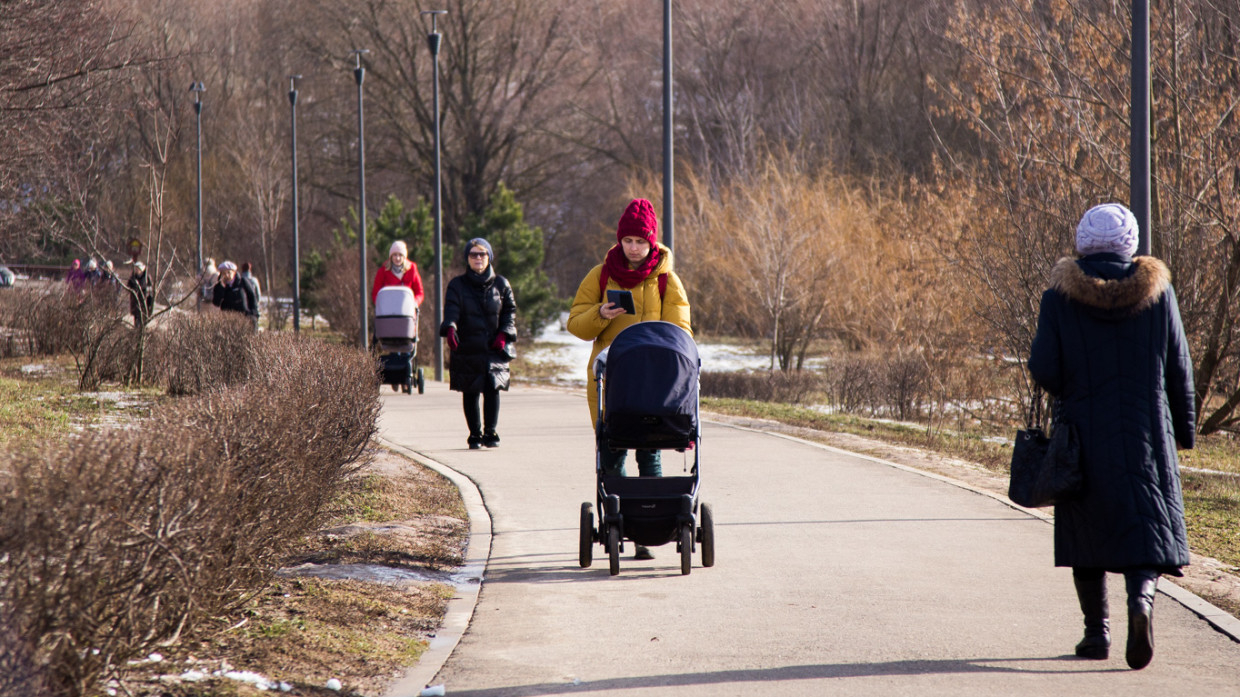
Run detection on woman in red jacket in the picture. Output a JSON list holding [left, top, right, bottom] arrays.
[[371, 241, 425, 307]]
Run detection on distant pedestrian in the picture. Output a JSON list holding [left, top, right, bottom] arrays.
[[127, 262, 154, 326], [240, 261, 262, 312], [201, 257, 219, 305], [66, 259, 86, 290], [99, 260, 120, 289], [440, 238, 517, 449], [371, 241, 425, 308], [212, 260, 259, 328], [1028, 203, 1195, 670], [83, 258, 101, 285]]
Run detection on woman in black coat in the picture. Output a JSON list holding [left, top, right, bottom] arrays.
[[440, 238, 517, 449], [1028, 203, 1195, 670]]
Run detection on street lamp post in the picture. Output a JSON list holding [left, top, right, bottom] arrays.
[[1131, 0, 1151, 255], [353, 49, 371, 350], [423, 10, 447, 381], [662, 0, 674, 254], [288, 74, 303, 334], [190, 81, 205, 308]]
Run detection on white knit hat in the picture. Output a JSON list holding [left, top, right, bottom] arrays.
[[389, 240, 408, 257], [218, 260, 237, 271], [1076, 203, 1139, 257]]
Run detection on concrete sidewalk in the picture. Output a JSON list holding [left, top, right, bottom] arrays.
[[379, 382, 1240, 697]]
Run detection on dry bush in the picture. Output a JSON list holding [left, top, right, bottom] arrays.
[[147, 312, 264, 395], [700, 370, 824, 405], [0, 286, 101, 357], [0, 335, 380, 697], [822, 351, 932, 421]]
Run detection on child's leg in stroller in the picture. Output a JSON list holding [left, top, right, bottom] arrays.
[[635, 450, 662, 477], [462, 391, 483, 448], [599, 447, 628, 476], [482, 389, 501, 446]]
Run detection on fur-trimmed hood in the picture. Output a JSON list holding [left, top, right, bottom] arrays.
[[1049, 256, 1171, 314]]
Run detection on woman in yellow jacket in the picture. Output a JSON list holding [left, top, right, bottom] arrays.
[[567, 197, 692, 481]]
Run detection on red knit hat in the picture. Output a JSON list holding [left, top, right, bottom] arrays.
[[616, 198, 658, 246]]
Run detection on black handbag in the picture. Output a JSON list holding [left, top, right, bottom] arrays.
[[1008, 386, 1083, 508]]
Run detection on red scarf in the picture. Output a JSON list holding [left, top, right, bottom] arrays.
[[601, 243, 659, 290]]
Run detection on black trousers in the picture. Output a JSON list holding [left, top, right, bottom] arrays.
[[463, 389, 500, 436]]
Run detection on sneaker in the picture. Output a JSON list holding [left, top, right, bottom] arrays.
[[634, 545, 654, 560], [482, 432, 500, 448], [467, 435, 483, 450]]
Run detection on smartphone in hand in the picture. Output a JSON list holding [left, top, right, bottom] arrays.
[[606, 289, 635, 314]]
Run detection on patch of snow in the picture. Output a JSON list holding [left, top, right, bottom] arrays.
[[528, 313, 794, 385]]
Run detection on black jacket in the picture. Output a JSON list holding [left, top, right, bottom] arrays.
[[213, 277, 259, 318], [1028, 253, 1195, 573], [128, 272, 153, 318], [440, 268, 517, 393]]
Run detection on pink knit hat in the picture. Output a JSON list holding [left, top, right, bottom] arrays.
[[616, 198, 658, 246]]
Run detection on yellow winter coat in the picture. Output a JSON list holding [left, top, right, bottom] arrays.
[[566, 243, 692, 427]]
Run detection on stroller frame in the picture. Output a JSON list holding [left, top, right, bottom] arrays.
[[578, 323, 716, 576], [375, 287, 425, 395]]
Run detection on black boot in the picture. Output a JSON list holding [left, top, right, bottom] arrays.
[[1073, 571, 1110, 659], [482, 431, 500, 448], [1124, 570, 1159, 670], [467, 432, 483, 450]]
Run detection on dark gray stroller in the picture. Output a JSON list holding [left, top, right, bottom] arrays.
[[375, 286, 424, 394], [578, 321, 715, 575]]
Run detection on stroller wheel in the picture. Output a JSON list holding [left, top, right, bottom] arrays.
[[607, 525, 620, 576], [579, 502, 594, 568], [679, 524, 693, 576], [417, 368, 425, 394], [699, 502, 715, 568]]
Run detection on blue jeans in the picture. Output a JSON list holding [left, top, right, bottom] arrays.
[[599, 447, 662, 477]]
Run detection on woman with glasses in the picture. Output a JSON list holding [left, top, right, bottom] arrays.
[[440, 238, 518, 449]]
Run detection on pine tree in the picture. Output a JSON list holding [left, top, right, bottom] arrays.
[[463, 183, 563, 339]]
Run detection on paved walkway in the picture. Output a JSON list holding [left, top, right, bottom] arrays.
[[378, 382, 1240, 697]]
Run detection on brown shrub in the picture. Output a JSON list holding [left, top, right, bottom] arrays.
[[700, 370, 824, 405], [147, 311, 263, 395], [0, 335, 380, 697]]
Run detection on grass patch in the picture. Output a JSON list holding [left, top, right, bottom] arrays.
[[128, 578, 454, 696], [703, 396, 1013, 472], [0, 355, 159, 448]]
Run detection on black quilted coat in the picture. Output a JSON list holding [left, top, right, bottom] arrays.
[[440, 267, 517, 393], [1028, 252, 1195, 573]]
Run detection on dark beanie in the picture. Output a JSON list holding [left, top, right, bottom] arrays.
[[616, 198, 658, 246], [464, 237, 494, 265]]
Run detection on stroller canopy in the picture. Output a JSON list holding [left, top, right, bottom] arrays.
[[601, 321, 699, 448], [376, 286, 417, 317]]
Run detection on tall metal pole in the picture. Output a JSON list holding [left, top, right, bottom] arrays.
[[354, 50, 371, 350], [424, 10, 447, 381], [662, 0, 674, 253], [1131, 0, 1151, 255], [288, 75, 302, 334], [191, 81, 205, 309]]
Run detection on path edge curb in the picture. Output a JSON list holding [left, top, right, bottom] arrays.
[[379, 437, 493, 697], [713, 418, 1240, 645]]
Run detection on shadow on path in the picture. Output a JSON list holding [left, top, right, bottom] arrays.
[[447, 657, 1122, 696]]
